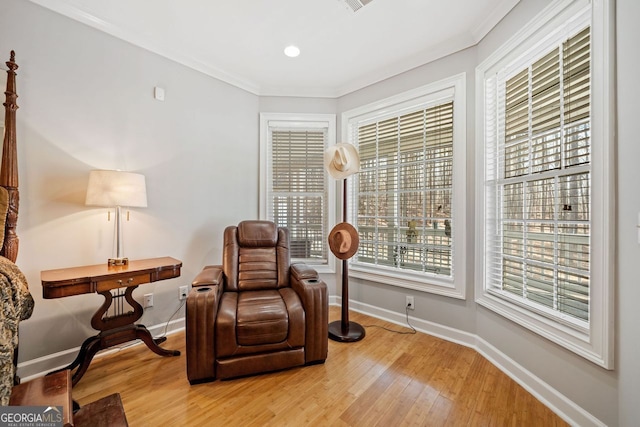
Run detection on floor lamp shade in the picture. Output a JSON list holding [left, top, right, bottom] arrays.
[[85, 170, 147, 265]]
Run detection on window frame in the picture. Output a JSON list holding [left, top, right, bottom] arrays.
[[475, 0, 614, 368], [342, 73, 467, 299], [259, 113, 337, 273]]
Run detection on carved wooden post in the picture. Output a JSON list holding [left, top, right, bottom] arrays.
[[1, 51, 19, 262]]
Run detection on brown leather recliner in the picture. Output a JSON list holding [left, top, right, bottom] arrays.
[[186, 220, 329, 384]]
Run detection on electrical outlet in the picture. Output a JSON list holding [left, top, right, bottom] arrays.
[[179, 285, 188, 300], [406, 295, 415, 310], [144, 293, 154, 308]]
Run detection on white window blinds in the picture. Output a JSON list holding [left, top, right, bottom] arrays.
[[354, 101, 454, 276], [488, 27, 591, 323], [268, 128, 328, 263]]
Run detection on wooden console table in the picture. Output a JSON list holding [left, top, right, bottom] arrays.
[[41, 257, 182, 386]]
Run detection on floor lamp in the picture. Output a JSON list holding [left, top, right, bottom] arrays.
[[325, 143, 365, 342]]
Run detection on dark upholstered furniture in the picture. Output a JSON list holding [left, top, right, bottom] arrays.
[[186, 220, 329, 384]]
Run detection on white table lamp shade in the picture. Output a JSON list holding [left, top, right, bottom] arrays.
[[85, 170, 147, 208]]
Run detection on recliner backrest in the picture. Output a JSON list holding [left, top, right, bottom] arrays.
[[223, 220, 291, 292]]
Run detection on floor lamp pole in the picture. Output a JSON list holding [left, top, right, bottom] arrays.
[[328, 178, 365, 342]]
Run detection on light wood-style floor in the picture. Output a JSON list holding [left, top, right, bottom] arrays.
[[72, 307, 568, 426]]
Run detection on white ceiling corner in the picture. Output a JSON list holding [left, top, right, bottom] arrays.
[[27, 0, 520, 98]]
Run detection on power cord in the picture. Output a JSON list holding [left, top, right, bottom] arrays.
[[154, 299, 186, 340], [363, 305, 417, 335]]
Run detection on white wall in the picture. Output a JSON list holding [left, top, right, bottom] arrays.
[[259, 96, 337, 115], [0, 0, 259, 363]]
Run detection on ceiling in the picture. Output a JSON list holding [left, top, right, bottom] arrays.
[[29, 0, 520, 97]]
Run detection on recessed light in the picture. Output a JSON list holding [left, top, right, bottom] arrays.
[[284, 45, 300, 58]]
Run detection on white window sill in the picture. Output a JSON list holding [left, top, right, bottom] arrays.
[[349, 263, 465, 299]]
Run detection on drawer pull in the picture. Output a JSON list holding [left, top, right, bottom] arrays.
[[117, 279, 123, 285], [128, 278, 134, 283]]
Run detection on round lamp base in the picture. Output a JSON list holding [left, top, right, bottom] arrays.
[[328, 320, 366, 342]]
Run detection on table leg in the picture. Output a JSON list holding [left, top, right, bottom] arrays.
[[47, 335, 102, 386], [50, 287, 180, 386], [133, 324, 180, 357], [68, 336, 102, 386]]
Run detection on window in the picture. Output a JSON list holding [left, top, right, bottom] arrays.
[[499, 27, 591, 321], [259, 113, 336, 272], [476, 0, 614, 368], [342, 74, 466, 298]]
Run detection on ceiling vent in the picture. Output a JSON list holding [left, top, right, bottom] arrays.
[[342, 0, 374, 12]]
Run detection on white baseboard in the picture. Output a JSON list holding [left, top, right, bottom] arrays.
[[17, 317, 185, 382], [476, 338, 605, 427], [332, 298, 605, 427]]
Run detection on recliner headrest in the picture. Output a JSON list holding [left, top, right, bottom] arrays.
[[237, 220, 278, 247]]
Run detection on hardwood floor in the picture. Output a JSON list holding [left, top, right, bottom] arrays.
[[72, 307, 568, 426]]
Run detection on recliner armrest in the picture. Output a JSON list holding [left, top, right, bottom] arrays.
[[186, 283, 221, 384], [290, 263, 328, 365], [291, 263, 319, 281], [192, 265, 223, 287]]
